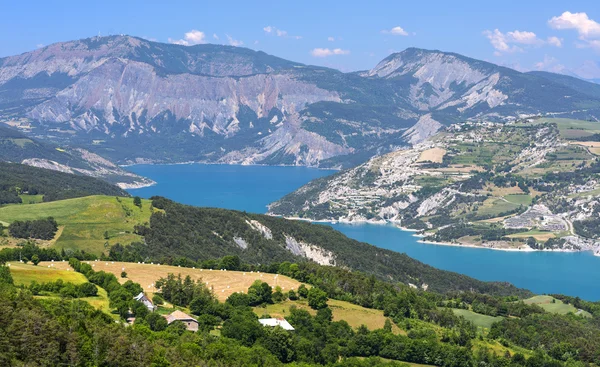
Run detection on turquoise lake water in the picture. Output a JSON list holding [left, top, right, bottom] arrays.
[[127, 164, 600, 300]]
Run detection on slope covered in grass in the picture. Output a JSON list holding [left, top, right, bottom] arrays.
[[0, 195, 152, 254]]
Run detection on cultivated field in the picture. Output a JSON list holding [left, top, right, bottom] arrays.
[[39, 261, 302, 301], [532, 118, 600, 139], [572, 141, 600, 155], [476, 197, 520, 217], [255, 298, 404, 334], [0, 195, 153, 254], [417, 147, 447, 163], [507, 230, 556, 241]]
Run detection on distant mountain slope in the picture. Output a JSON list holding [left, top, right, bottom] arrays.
[[269, 118, 600, 253], [362, 48, 600, 119], [0, 124, 153, 188], [1, 36, 600, 168], [527, 71, 600, 100], [0, 162, 128, 202]]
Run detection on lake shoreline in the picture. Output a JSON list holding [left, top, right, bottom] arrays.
[[121, 161, 341, 171], [277, 215, 587, 254]]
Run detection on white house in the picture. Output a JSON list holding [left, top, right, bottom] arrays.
[[133, 292, 156, 312], [258, 318, 295, 331]]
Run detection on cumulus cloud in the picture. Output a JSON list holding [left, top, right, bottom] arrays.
[[381, 26, 409, 36], [547, 36, 563, 47], [226, 35, 243, 47], [483, 29, 519, 53], [548, 11, 600, 39], [327, 36, 335, 42], [263, 25, 301, 39], [507, 30, 543, 45], [534, 55, 566, 73], [213, 33, 219, 40], [310, 48, 350, 57], [169, 29, 206, 46], [483, 29, 561, 55]]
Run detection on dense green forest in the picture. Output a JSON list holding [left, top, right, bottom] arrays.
[[122, 197, 529, 296], [0, 162, 128, 204], [8, 217, 58, 240]]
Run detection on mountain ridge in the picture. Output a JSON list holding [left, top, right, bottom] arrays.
[[1, 35, 600, 168]]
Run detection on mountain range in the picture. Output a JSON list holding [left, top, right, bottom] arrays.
[[1, 35, 600, 168]]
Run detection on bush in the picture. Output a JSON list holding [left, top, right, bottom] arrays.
[[152, 294, 164, 306], [297, 284, 308, 298], [121, 271, 127, 278], [77, 282, 98, 297], [307, 287, 328, 310]]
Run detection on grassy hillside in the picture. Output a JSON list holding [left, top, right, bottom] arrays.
[[451, 308, 502, 329], [0, 162, 129, 203], [9, 261, 87, 285], [0, 195, 152, 254], [524, 295, 592, 317]]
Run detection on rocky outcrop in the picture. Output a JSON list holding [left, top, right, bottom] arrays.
[[284, 235, 336, 266]]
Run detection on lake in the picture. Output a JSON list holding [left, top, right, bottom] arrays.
[[127, 164, 600, 300]]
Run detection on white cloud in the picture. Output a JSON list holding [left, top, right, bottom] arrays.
[[36, 43, 44, 48], [327, 36, 335, 42], [213, 33, 219, 40], [534, 55, 566, 73], [169, 29, 206, 46], [547, 36, 563, 47], [483, 29, 561, 54], [483, 29, 518, 53], [263, 25, 301, 39], [381, 26, 409, 36], [226, 35, 243, 47], [507, 30, 543, 45], [310, 48, 350, 57], [548, 12, 600, 39]]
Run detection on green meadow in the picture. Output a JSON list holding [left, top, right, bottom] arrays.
[[0, 195, 153, 254]]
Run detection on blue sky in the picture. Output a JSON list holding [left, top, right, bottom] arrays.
[[2, 0, 599, 78]]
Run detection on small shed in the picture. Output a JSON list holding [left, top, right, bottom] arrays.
[[258, 318, 295, 331], [164, 310, 199, 332]]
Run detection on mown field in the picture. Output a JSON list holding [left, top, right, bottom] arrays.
[[523, 295, 592, 317], [37, 260, 302, 302], [0, 195, 153, 254], [255, 298, 404, 334], [451, 308, 502, 329], [9, 262, 111, 314], [9, 261, 87, 285]]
